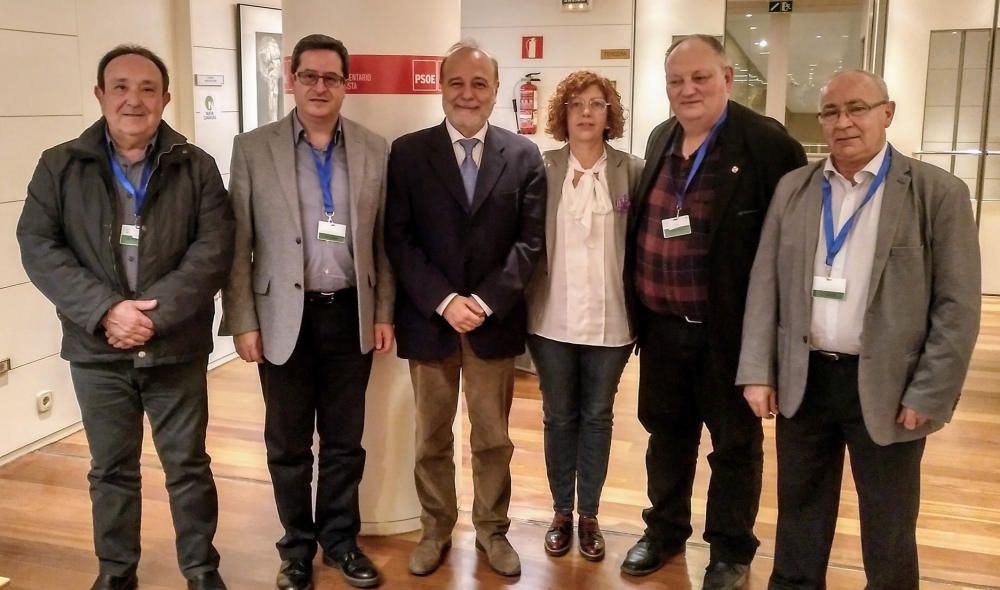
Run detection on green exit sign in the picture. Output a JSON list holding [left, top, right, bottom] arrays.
[[769, 1, 793, 12]]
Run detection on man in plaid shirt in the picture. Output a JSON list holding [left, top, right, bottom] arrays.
[[621, 35, 806, 590]]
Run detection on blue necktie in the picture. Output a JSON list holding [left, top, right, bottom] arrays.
[[458, 138, 479, 204]]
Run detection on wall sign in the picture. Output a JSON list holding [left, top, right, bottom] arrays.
[[522, 36, 544, 59], [562, 0, 593, 11], [203, 95, 217, 120], [195, 74, 224, 86], [768, 1, 793, 12], [601, 49, 631, 60], [284, 55, 443, 95]]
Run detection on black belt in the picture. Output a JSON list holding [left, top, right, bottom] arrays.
[[305, 287, 356, 305], [810, 350, 859, 362]]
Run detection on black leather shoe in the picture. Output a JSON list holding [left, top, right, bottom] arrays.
[[187, 570, 228, 590], [90, 573, 138, 590], [323, 548, 381, 588], [620, 536, 685, 576], [276, 559, 313, 590], [703, 561, 750, 590]]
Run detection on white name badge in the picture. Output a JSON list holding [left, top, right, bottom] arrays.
[[662, 215, 692, 239], [812, 275, 847, 300], [119, 224, 140, 246], [317, 220, 347, 243]]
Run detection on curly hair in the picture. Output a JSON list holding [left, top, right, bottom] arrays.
[[546, 71, 625, 142]]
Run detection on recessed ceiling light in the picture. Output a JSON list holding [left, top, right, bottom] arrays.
[[746, 13, 753, 17], [758, 39, 768, 48], [816, 35, 823, 39], [750, 26, 757, 30], [841, 35, 849, 38]]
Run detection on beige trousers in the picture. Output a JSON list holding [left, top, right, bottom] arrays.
[[409, 334, 515, 543]]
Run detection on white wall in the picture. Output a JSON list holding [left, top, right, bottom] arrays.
[[461, 0, 635, 154], [0, 0, 178, 459], [883, 0, 1000, 293], [0, 0, 266, 460], [282, 0, 463, 535], [883, 0, 995, 157], [281, 0, 460, 143], [632, 0, 726, 157], [185, 0, 282, 366]]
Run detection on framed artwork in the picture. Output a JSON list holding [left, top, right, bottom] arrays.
[[238, 4, 284, 131]]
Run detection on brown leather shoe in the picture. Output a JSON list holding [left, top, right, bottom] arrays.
[[577, 514, 605, 561], [544, 511, 573, 556]]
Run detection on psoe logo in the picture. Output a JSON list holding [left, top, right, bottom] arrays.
[[412, 59, 442, 92]]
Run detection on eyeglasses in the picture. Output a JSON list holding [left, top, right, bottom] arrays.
[[294, 70, 346, 88], [817, 99, 888, 124], [565, 98, 610, 113]]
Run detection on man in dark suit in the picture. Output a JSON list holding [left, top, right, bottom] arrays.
[[738, 71, 980, 590], [221, 34, 393, 590], [620, 35, 806, 589], [385, 40, 545, 578]]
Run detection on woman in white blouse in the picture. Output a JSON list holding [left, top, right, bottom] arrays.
[[525, 70, 644, 561]]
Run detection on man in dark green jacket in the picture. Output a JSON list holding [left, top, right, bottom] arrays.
[[16, 45, 233, 590]]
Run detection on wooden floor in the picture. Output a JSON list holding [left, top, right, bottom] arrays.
[[0, 298, 998, 589]]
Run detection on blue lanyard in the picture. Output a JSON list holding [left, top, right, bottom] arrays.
[[310, 140, 336, 219], [675, 106, 728, 214], [821, 149, 892, 269], [107, 147, 154, 216]]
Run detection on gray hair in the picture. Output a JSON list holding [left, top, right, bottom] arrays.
[[819, 70, 890, 107], [439, 39, 499, 84], [665, 34, 731, 66]]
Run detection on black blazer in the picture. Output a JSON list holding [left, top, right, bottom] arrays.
[[625, 100, 807, 370], [385, 122, 546, 360]]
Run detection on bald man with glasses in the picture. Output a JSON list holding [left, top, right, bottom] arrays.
[[738, 70, 980, 589]]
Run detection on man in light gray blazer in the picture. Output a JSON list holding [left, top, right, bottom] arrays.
[[737, 70, 981, 590], [221, 34, 393, 590]]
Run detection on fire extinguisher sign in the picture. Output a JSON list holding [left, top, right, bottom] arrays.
[[522, 36, 544, 60]]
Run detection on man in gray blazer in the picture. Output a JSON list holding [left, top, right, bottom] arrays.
[[221, 34, 394, 590], [737, 71, 981, 590]]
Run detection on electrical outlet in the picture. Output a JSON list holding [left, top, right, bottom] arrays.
[[0, 357, 11, 377], [36, 390, 53, 414]]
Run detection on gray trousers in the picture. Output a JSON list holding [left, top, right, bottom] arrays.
[[70, 358, 220, 578]]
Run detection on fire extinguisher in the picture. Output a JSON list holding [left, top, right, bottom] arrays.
[[514, 73, 540, 135]]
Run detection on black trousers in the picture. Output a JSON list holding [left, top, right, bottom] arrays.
[[70, 358, 220, 579], [259, 290, 373, 560], [769, 353, 925, 590], [637, 307, 764, 564]]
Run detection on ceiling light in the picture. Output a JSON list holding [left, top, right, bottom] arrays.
[[746, 13, 753, 17], [758, 39, 768, 48], [816, 35, 822, 39], [750, 26, 757, 30]]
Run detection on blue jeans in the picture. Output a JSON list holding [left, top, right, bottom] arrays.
[[527, 334, 633, 516]]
